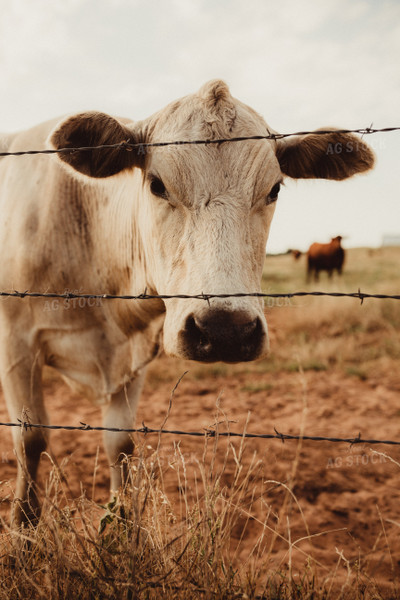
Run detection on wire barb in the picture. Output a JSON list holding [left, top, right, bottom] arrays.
[[274, 427, 286, 443], [350, 432, 362, 447]]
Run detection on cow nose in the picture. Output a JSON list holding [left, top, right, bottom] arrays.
[[180, 309, 265, 363]]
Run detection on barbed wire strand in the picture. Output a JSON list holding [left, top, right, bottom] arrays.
[[1, 420, 399, 446], [0, 289, 399, 303], [0, 126, 399, 158]]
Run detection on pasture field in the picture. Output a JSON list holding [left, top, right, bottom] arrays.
[[0, 246, 400, 598]]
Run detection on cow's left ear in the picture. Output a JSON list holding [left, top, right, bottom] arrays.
[[49, 112, 144, 178], [276, 130, 375, 180]]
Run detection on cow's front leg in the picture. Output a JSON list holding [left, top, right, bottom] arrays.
[[101, 370, 146, 494], [0, 354, 48, 527]]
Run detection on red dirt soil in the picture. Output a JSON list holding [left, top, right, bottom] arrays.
[[1, 310, 400, 596]]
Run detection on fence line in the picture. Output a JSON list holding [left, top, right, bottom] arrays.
[[1, 289, 400, 303], [0, 126, 399, 158], [1, 420, 399, 447], [1, 125, 399, 452]]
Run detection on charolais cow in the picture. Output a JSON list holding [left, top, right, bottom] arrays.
[[307, 235, 345, 282], [0, 80, 374, 525]]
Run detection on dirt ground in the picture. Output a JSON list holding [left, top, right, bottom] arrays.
[[1, 307, 400, 596]]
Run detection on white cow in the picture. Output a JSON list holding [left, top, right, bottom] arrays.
[[0, 80, 374, 525]]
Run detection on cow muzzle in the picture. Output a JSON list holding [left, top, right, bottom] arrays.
[[178, 308, 268, 363]]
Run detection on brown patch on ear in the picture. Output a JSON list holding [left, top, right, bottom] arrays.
[[276, 130, 375, 180], [50, 112, 144, 178]]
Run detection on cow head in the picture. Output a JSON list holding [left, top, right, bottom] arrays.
[[49, 80, 374, 363]]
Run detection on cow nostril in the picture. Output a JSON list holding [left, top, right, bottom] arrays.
[[242, 319, 257, 336], [181, 311, 265, 363], [185, 315, 211, 351]]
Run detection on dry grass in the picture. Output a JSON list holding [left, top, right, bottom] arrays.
[[264, 247, 400, 367], [266, 295, 400, 377], [0, 428, 393, 599]]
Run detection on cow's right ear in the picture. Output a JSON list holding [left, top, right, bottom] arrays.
[[49, 112, 144, 178]]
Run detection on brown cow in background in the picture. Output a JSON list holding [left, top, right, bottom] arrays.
[[291, 249, 302, 260], [307, 236, 345, 282]]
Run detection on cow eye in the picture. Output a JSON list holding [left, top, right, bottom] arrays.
[[267, 182, 281, 204], [150, 176, 167, 199]]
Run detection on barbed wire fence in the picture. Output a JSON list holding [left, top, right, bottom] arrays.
[[0, 125, 399, 158], [0, 289, 400, 302], [1, 419, 400, 447], [0, 124, 399, 446], [0, 284, 399, 445]]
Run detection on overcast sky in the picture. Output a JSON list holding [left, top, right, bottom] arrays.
[[1, 0, 399, 253]]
